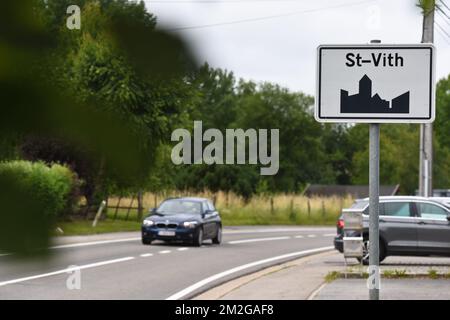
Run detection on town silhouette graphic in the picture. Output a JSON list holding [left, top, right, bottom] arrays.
[[340, 74, 409, 114]]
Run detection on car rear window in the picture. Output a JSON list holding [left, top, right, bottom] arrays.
[[349, 200, 369, 214]]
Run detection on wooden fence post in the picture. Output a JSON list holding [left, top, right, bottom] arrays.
[[289, 198, 296, 222], [322, 200, 325, 218], [137, 191, 144, 222], [307, 199, 311, 218], [114, 196, 122, 221], [125, 196, 135, 221]]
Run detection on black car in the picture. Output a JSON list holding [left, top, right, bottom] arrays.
[[141, 197, 222, 246], [334, 196, 450, 264]]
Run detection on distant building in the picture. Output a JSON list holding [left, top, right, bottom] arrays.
[[303, 184, 400, 198], [415, 189, 450, 197], [341, 74, 409, 114]]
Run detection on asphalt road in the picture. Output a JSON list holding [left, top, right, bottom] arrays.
[[0, 226, 335, 300]]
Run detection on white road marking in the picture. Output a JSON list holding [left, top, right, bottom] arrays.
[[16, 227, 333, 253], [223, 228, 332, 234], [307, 235, 316, 238], [177, 248, 189, 251], [50, 237, 140, 250], [294, 235, 304, 239], [322, 233, 336, 237], [140, 253, 153, 257], [0, 257, 135, 287], [228, 236, 291, 244], [0, 228, 334, 257], [166, 246, 334, 300], [159, 250, 171, 254]]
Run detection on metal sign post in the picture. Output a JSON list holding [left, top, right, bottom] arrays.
[[368, 39, 380, 301], [369, 123, 380, 300]]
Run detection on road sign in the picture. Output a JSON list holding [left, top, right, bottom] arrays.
[[315, 44, 435, 123]]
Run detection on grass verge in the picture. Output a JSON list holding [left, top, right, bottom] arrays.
[[54, 219, 141, 236]]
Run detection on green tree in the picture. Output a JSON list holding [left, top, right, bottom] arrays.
[[21, 0, 196, 207]]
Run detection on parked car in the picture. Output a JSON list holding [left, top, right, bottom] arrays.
[[334, 196, 450, 264], [141, 197, 222, 246]]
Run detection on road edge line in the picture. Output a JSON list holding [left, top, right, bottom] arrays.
[[307, 282, 328, 300]]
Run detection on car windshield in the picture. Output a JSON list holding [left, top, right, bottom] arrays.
[[157, 200, 202, 215]]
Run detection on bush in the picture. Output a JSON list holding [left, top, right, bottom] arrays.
[[0, 161, 80, 254], [0, 161, 79, 218]]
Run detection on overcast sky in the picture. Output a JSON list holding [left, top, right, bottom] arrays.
[[144, 0, 450, 95]]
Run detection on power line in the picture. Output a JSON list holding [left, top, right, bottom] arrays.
[[160, 0, 377, 32], [440, 0, 450, 13], [435, 20, 450, 39], [436, 25, 450, 45], [437, 4, 450, 19], [437, 10, 450, 26]]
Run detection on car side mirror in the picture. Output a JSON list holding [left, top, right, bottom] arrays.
[[150, 208, 156, 214], [203, 210, 213, 217]]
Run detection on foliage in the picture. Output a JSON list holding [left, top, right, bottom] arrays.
[[17, 0, 196, 207], [0, 0, 196, 254], [0, 161, 79, 254]]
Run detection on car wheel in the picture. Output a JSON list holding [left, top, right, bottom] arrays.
[[212, 225, 222, 244], [142, 238, 152, 245], [358, 238, 386, 265], [193, 228, 203, 247]]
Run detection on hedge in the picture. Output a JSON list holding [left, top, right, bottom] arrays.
[[0, 161, 79, 254], [0, 161, 79, 217]]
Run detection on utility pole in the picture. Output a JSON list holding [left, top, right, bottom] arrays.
[[419, 0, 434, 197]]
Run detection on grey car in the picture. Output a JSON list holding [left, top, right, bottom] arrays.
[[334, 196, 450, 264]]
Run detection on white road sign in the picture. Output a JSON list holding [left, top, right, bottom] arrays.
[[315, 44, 435, 123]]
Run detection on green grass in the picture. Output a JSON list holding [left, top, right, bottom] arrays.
[[105, 208, 141, 221], [428, 269, 439, 279], [325, 271, 341, 283], [383, 269, 408, 279], [219, 208, 340, 226], [106, 206, 340, 226], [54, 219, 141, 236]]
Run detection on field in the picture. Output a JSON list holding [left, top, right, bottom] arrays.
[[106, 191, 354, 226]]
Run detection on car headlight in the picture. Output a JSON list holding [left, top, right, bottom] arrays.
[[143, 220, 154, 227], [183, 221, 198, 229]]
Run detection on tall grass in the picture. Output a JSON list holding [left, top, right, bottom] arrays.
[[107, 191, 353, 226]]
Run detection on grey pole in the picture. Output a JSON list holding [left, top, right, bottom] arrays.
[[369, 123, 380, 300], [369, 39, 381, 300], [419, 0, 434, 197]]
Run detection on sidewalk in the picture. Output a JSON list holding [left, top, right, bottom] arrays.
[[315, 278, 450, 300], [195, 251, 450, 300], [195, 251, 345, 300]]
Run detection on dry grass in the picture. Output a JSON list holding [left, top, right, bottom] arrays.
[[106, 191, 354, 226]]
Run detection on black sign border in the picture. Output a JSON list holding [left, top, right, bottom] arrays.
[[317, 46, 433, 121]]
